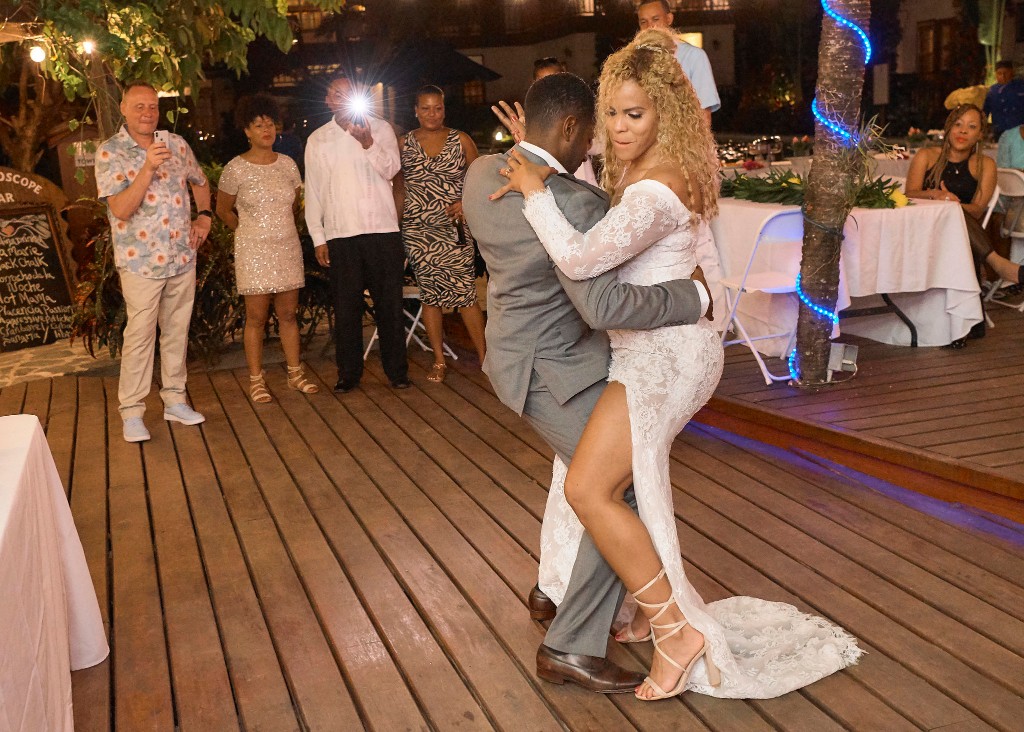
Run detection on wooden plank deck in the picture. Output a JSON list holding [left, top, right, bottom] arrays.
[[713, 304, 1024, 507], [3, 348, 1023, 731]]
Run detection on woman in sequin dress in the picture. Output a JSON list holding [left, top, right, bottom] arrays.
[[394, 85, 486, 383], [216, 94, 319, 401]]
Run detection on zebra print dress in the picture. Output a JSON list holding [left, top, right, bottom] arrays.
[[400, 129, 478, 309]]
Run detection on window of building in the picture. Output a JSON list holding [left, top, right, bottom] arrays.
[[464, 80, 485, 105], [917, 19, 957, 76], [504, 0, 524, 34], [307, 63, 341, 77], [273, 72, 301, 89], [675, 0, 731, 10]]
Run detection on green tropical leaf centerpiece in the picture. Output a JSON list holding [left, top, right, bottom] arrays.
[[721, 168, 909, 209]]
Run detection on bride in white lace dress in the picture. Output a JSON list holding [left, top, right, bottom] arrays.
[[496, 30, 862, 701]]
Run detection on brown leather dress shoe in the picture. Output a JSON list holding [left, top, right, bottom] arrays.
[[528, 585, 556, 621], [536, 645, 645, 693]]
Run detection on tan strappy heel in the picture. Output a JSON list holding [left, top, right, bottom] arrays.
[[426, 362, 447, 383], [249, 372, 272, 403], [615, 614, 653, 643], [287, 365, 319, 394], [632, 568, 721, 701]]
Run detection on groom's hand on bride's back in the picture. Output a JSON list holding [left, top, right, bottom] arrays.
[[692, 266, 713, 321]]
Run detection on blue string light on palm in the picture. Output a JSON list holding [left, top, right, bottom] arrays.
[[790, 0, 872, 382]]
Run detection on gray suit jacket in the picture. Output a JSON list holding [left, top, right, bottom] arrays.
[[463, 146, 704, 416]]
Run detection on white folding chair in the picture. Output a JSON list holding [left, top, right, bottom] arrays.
[[363, 285, 458, 361], [976, 181, 1002, 327], [720, 209, 804, 385], [985, 168, 1024, 314], [981, 181, 1001, 228]]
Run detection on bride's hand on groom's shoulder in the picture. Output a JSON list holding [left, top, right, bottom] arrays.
[[489, 150, 555, 201], [491, 100, 526, 143]]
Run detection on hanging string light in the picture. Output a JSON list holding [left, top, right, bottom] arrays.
[[792, 0, 872, 382]]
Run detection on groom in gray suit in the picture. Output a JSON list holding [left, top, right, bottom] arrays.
[[463, 73, 710, 692]]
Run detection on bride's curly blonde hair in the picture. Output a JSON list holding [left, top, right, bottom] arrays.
[[598, 29, 719, 218]]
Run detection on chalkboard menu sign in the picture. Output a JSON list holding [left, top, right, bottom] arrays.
[[0, 205, 76, 352]]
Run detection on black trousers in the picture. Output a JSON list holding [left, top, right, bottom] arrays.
[[327, 232, 408, 383]]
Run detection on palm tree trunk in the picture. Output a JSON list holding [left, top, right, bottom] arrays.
[[87, 57, 122, 141], [794, 0, 870, 385]]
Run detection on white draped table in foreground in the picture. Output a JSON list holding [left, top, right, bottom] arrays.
[[0, 414, 108, 732], [711, 198, 983, 356]]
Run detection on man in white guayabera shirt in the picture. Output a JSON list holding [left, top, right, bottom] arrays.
[[305, 75, 410, 393]]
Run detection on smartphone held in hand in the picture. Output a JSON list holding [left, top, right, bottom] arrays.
[[153, 129, 169, 146]]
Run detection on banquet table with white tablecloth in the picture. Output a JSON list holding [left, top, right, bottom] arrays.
[[711, 198, 984, 357], [0, 414, 108, 732]]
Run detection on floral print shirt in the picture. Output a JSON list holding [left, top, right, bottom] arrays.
[[95, 126, 207, 279]]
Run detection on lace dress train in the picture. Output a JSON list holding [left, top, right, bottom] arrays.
[[527, 180, 862, 698]]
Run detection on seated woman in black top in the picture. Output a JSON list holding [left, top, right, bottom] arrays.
[[906, 103, 1023, 288]]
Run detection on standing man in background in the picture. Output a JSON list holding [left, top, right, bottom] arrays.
[[637, 0, 721, 127], [95, 80, 211, 443], [984, 60, 1024, 139], [305, 75, 410, 393]]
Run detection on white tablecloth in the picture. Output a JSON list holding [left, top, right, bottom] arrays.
[[0, 414, 108, 732], [711, 198, 983, 356]]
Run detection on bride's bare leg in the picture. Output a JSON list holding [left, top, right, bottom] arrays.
[[566, 381, 706, 698]]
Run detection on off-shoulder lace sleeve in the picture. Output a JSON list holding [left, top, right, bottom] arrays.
[[522, 179, 685, 280]]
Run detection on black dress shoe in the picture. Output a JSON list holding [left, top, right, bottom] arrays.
[[536, 645, 645, 693], [528, 585, 556, 621], [968, 319, 986, 339], [390, 377, 411, 390], [334, 378, 359, 393]]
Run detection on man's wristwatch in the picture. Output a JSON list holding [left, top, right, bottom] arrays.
[[196, 209, 213, 219]]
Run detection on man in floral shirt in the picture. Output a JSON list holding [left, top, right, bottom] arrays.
[[95, 80, 212, 443]]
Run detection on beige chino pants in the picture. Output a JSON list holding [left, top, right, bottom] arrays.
[[117, 267, 196, 419]]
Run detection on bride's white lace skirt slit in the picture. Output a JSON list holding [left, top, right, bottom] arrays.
[[538, 319, 864, 699]]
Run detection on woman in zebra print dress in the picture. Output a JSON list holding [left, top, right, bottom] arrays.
[[396, 85, 486, 382]]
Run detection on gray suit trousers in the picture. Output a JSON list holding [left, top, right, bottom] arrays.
[[522, 374, 638, 658]]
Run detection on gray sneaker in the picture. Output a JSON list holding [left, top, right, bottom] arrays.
[[163, 403, 206, 425], [123, 417, 151, 443]]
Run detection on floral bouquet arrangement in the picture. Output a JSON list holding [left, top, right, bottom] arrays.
[[906, 127, 928, 146], [790, 135, 813, 157]]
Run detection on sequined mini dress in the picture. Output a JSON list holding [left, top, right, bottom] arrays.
[[218, 154, 305, 296]]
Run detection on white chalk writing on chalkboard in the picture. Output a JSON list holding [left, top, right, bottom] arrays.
[[0, 207, 75, 352]]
